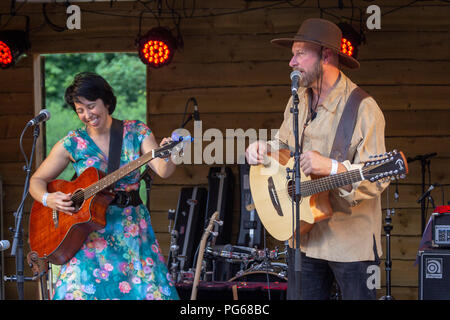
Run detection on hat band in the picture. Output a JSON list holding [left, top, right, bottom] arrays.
[[294, 33, 341, 52]]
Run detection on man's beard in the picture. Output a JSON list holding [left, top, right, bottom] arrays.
[[299, 59, 321, 88]]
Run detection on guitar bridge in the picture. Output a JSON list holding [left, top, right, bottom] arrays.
[[52, 209, 59, 228]]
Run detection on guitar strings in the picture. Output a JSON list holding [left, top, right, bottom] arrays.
[[271, 166, 382, 202], [69, 153, 154, 204]]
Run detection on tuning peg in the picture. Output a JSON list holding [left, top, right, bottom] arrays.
[[214, 220, 224, 226]]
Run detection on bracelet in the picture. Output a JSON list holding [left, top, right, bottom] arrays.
[[330, 159, 338, 175], [42, 192, 49, 207]]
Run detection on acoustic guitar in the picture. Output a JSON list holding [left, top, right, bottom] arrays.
[[249, 149, 408, 241], [29, 139, 185, 265], [191, 211, 220, 300]]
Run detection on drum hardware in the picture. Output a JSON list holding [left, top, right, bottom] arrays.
[[167, 209, 181, 282]]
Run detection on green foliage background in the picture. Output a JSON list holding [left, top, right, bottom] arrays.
[[44, 53, 147, 181]]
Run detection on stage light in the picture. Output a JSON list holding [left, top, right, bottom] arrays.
[[0, 30, 30, 69], [137, 27, 177, 68], [337, 22, 363, 60]]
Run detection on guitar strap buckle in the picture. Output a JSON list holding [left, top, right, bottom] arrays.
[[112, 191, 142, 208], [114, 192, 131, 208]]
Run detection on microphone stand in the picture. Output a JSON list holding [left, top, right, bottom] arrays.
[[407, 153, 437, 233], [380, 185, 395, 300], [286, 90, 302, 300], [6, 123, 41, 299]]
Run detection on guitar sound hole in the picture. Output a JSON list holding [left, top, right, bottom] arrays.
[[71, 189, 85, 211]]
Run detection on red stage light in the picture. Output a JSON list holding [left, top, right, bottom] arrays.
[[137, 27, 177, 68], [0, 41, 13, 68], [337, 23, 362, 60], [341, 38, 354, 57], [0, 30, 30, 69]]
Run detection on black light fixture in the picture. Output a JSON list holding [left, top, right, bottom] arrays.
[[0, 30, 30, 69], [136, 27, 177, 68], [337, 22, 363, 60]]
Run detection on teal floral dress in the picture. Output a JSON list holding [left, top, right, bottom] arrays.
[[53, 120, 179, 300]]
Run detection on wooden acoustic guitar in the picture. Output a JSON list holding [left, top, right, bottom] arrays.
[[191, 211, 220, 300], [29, 139, 185, 265], [249, 149, 408, 241]]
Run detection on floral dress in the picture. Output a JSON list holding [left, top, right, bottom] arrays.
[[52, 120, 179, 300]]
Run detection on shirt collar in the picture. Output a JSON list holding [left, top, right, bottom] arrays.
[[308, 70, 347, 113]]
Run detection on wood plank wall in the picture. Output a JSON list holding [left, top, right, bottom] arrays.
[[0, 0, 449, 300]]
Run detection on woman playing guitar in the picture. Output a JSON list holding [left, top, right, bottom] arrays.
[[29, 72, 179, 300]]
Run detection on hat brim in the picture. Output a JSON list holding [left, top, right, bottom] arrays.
[[271, 37, 360, 69]]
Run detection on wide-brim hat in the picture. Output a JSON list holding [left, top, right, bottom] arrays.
[[271, 18, 360, 69]]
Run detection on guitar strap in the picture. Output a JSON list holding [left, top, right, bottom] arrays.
[[329, 87, 370, 162], [107, 118, 124, 174]]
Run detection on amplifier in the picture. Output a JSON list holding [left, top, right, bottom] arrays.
[[432, 206, 450, 248], [418, 249, 450, 300]]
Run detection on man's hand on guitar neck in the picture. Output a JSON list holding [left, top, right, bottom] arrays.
[[300, 151, 352, 192]]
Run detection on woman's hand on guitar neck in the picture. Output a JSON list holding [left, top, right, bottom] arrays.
[[45, 192, 76, 215]]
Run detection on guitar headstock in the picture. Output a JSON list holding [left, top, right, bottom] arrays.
[[152, 134, 193, 159], [363, 150, 409, 183], [153, 140, 181, 159]]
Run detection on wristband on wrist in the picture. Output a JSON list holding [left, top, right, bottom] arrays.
[[330, 159, 338, 175], [42, 192, 49, 207]]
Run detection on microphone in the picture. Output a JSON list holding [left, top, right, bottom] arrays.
[[28, 109, 51, 126], [192, 98, 200, 121], [0, 240, 10, 252], [290, 70, 301, 95], [417, 183, 439, 203]]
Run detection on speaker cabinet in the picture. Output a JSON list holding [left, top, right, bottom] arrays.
[[418, 249, 450, 300]]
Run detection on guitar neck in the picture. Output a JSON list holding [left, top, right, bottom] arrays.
[[84, 151, 154, 198], [301, 169, 364, 197]]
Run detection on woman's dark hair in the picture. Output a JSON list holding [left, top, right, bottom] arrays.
[[65, 72, 117, 115]]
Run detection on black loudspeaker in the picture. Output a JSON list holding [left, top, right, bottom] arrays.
[[168, 187, 207, 272], [418, 249, 450, 300]]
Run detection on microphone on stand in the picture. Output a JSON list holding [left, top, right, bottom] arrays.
[[0, 240, 10, 252], [417, 183, 439, 203], [290, 70, 301, 95], [27, 109, 51, 126], [192, 98, 200, 121]]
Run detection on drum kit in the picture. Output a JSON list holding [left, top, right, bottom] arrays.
[[168, 214, 288, 299]]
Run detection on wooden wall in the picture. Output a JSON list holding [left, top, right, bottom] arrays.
[[0, 0, 449, 300]]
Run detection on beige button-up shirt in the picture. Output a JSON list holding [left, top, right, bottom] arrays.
[[273, 71, 388, 262]]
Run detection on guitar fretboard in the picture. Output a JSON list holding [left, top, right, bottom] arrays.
[[83, 151, 154, 199], [296, 169, 364, 197]]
